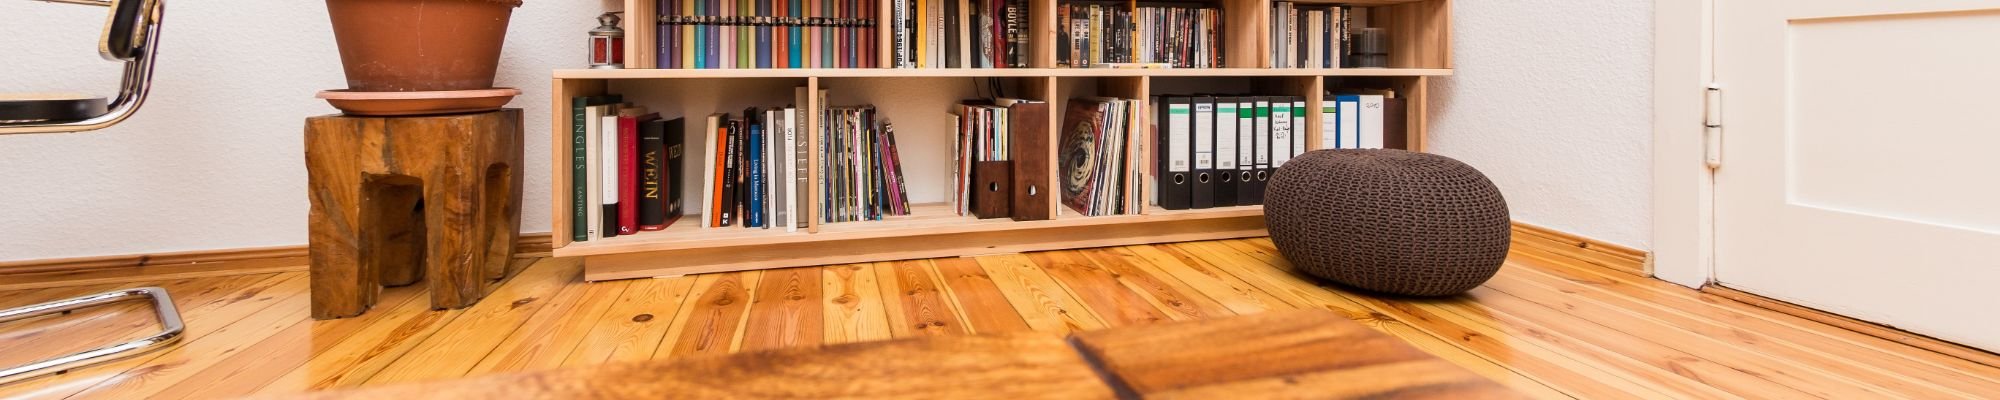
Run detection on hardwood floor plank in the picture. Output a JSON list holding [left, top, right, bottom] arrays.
[[821, 263, 894, 345], [150, 283, 426, 400], [930, 258, 1034, 335], [5, 273, 307, 399], [971, 253, 1107, 334], [875, 260, 971, 337], [738, 267, 825, 352], [1510, 245, 2000, 384], [1504, 249, 2000, 397], [653, 271, 760, 359], [1369, 296, 1709, 399], [1174, 240, 1573, 399], [65, 276, 316, 399], [1496, 259, 1985, 399], [0, 282, 124, 309], [1074, 247, 1235, 320], [363, 258, 581, 385], [254, 282, 468, 393], [1461, 286, 1823, 399], [463, 278, 631, 374], [1202, 240, 1704, 399], [0, 274, 273, 368], [561, 275, 699, 365], [1118, 244, 1296, 314], [1025, 251, 1173, 326]]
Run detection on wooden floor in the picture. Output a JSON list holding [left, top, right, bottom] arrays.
[[2, 238, 1998, 399]]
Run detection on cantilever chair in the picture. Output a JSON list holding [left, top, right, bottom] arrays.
[[0, 0, 183, 387], [0, 0, 162, 134]]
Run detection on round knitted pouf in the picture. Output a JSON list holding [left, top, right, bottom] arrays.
[[1264, 149, 1511, 296]]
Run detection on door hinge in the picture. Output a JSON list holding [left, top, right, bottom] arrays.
[[1703, 83, 1723, 169]]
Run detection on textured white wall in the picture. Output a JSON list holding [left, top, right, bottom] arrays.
[[1428, 0, 1654, 249], [0, 0, 1655, 261]]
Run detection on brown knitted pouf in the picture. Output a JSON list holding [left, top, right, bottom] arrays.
[[1264, 149, 1510, 296]]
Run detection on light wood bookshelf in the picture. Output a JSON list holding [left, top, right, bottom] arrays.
[[556, 0, 1452, 281]]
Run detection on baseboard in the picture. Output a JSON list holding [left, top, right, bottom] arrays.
[[1508, 222, 1648, 277], [1703, 285, 2000, 370], [0, 234, 554, 277]]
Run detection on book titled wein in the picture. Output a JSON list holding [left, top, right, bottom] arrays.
[[640, 116, 684, 230]]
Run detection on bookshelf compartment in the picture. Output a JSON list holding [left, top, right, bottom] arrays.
[[1325, 75, 1424, 151]]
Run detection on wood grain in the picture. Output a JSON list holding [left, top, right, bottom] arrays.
[[305, 110, 525, 318], [738, 267, 824, 351], [875, 260, 971, 337], [654, 271, 760, 359], [821, 263, 894, 344], [930, 257, 1034, 334], [1072, 310, 1520, 399], [278, 333, 1114, 400], [362, 257, 576, 385], [561, 275, 698, 365]]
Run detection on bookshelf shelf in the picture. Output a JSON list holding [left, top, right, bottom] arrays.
[[553, 67, 1453, 80], [553, 0, 1452, 281]]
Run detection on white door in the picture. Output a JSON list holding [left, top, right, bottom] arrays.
[[1714, 0, 2000, 352]]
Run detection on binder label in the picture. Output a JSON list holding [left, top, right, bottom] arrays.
[[1168, 104, 1191, 173], [1216, 103, 1238, 170], [1194, 102, 1214, 170]]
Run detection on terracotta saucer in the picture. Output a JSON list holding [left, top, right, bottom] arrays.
[[316, 88, 521, 116]]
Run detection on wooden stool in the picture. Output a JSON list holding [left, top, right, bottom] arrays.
[[305, 109, 524, 320]]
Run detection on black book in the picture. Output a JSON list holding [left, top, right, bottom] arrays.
[[720, 118, 740, 227], [945, 0, 961, 68], [638, 115, 668, 229]]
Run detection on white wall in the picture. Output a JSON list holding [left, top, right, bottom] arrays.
[[0, 0, 1656, 262], [1428, 0, 1654, 249]]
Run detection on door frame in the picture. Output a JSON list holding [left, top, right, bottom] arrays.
[[1651, 0, 1715, 288]]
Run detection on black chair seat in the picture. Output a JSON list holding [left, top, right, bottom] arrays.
[[0, 93, 108, 123]]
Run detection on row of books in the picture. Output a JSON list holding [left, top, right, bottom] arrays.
[[1270, 2, 1352, 69], [888, 0, 1032, 68], [570, 96, 689, 242], [656, 0, 879, 69], [1060, 97, 1147, 216], [821, 104, 914, 222], [1059, 3, 1225, 68], [698, 104, 813, 231]]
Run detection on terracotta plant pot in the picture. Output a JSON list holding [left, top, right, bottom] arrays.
[[325, 0, 522, 92]]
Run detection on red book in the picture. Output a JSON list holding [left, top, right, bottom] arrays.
[[617, 107, 646, 235]]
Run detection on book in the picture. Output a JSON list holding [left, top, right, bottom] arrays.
[[571, 95, 621, 242], [600, 109, 623, 238], [617, 107, 649, 235], [780, 108, 797, 232], [793, 87, 812, 231], [719, 118, 740, 227], [746, 114, 766, 228], [639, 116, 679, 231]]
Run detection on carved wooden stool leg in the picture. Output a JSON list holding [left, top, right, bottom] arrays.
[[305, 118, 380, 320]]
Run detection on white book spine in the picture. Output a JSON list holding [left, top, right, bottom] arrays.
[[1291, 100, 1306, 159], [1321, 102, 1339, 149], [584, 106, 605, 239], [1359, 95, 1386, 149], [784, 108, 799, 232], [602, 114, 621, 207]]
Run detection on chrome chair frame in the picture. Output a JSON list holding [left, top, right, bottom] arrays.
[[0, 287, 185, 386], [1, 0, 164, 135]]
